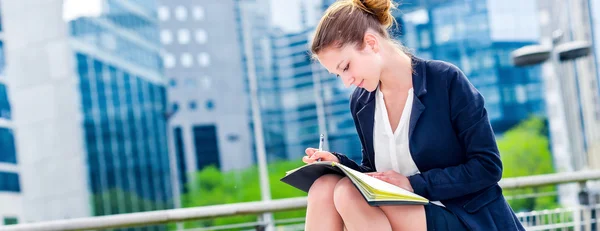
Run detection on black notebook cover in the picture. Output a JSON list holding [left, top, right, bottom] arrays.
[[280, 162, 345, 193]]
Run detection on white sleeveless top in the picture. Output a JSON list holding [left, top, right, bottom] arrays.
[[373, 87, 444, 207]]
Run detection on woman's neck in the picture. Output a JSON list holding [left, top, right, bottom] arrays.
[[378, 47, 413, 94]]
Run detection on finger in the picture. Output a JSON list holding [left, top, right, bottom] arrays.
[[311, 151, 335, 161], [305, 148, 317, 156], [373, 175, 390, 182], [302, 156, 314, 164], [310, 151, 326, 160]]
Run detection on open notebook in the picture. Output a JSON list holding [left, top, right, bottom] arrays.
[[280, 161, 429, 206]]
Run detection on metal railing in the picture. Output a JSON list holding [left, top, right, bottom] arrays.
[[3, 170, 600, 231]]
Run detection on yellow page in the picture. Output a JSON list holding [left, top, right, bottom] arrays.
[[337, 164, 428, 202]]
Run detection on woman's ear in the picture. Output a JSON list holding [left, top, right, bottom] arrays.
[[363, 32, 380, 53]]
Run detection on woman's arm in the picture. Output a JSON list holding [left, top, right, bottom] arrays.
[[331, 91, 375, 173], [332, 150, 373, 173], [408, 63, 503, 201]]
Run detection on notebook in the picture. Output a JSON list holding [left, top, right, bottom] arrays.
[[280, 161, 430, 206]]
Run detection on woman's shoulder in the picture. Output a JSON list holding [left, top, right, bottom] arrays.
[[419, 57, 464, 79], [416, 56, 471, 89]]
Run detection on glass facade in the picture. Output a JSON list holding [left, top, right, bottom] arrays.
[[76, 53, 171, 216], [68, 1, 172, 223], [69, 1, 163, 73], [394, 0, 545, 133]]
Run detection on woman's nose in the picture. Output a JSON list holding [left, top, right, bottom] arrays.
[[342, 76, 355, 87]]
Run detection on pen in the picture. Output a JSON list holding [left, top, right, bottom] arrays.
[[317, 134, 324, 161]]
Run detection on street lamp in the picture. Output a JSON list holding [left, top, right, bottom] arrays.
[[511, 30, 592, 66], [511, 29, 593, 207]]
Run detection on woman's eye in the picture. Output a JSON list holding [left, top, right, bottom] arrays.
[[343, 64, 349, 72]]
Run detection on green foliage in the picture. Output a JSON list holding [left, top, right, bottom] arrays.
[[498, 116, 559, 212], [178, 159, 308, 229]]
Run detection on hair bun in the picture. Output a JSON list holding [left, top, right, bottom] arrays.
[[352, 0, 397, 28]]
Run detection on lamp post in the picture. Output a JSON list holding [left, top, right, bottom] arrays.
[[240, 6, 274, 231], [511, 30, 592, 171], [511, 30, 593, 209]]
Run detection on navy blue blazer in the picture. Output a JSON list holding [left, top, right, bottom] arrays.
[[331, 56, 525, 231]]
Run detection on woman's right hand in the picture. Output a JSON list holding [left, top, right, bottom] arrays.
[[303, 148, 340, 164]]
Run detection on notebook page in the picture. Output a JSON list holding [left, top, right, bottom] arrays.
[[337, 164, 423, 199]]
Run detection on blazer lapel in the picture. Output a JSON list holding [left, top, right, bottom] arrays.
[[409, 57, 427, 145]]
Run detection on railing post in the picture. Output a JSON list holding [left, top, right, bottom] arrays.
[[578, 181, 592, 231]]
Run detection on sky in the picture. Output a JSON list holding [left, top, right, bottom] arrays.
[[269, 0, 322, 32]]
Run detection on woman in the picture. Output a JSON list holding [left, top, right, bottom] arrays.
[[302, 0, 525, 230]]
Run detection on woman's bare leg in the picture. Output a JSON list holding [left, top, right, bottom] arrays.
[[305, 174, 345, 231], [333, 177, 392, 231]]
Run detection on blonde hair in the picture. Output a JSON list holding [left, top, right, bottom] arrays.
[[310, 0, 400, 55]]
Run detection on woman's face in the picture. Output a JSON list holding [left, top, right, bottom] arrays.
[[316, 35, 383, 92]]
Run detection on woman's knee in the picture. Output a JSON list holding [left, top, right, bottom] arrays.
[[308, 174, 342, 203], [333, 177, 362, 209]]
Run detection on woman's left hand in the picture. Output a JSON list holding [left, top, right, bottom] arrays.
[[366, 171, 414, 192]]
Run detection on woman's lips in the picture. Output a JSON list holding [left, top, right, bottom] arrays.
[[357, 80, 365, 88]]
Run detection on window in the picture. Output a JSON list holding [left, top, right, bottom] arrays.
[[205, 99, 214, 110], [192, 6, 205, 21], [158, 6, 169, 21], [173, 127, 188, 193], [200, 76, 211, 89], [192, 125, 220, 170], [189, 101, 197, 110], [169, 78, 176, 87], [3, 217, 17, 225], [197, 53, 210, 67], [180, 53, 193, 67], [160, 30, 172, 44], [175, 6, 187, 21], [0, 127, 17, 164], [163, 53, 176, 68], [177, 29, 191, 44], [0, 84, 11, 119], [0, 172, 20, 192], [171, 102, 179, 112], [195, 29, 208, 44]]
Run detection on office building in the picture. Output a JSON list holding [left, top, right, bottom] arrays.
[[0, 8, 22, 225], [157, 0, 254, 195], [1, 0, 173, 227]]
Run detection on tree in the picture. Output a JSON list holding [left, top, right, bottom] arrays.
[[498, 116, 558, 212], [178, 159, 308, 229]]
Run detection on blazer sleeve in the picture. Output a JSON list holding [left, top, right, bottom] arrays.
[[332, 150, 373, 173], [408, 64, 503, 201], [331, 90, 374, 173]]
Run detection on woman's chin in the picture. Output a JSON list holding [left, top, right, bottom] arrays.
[[363, 85, 376, 92]]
